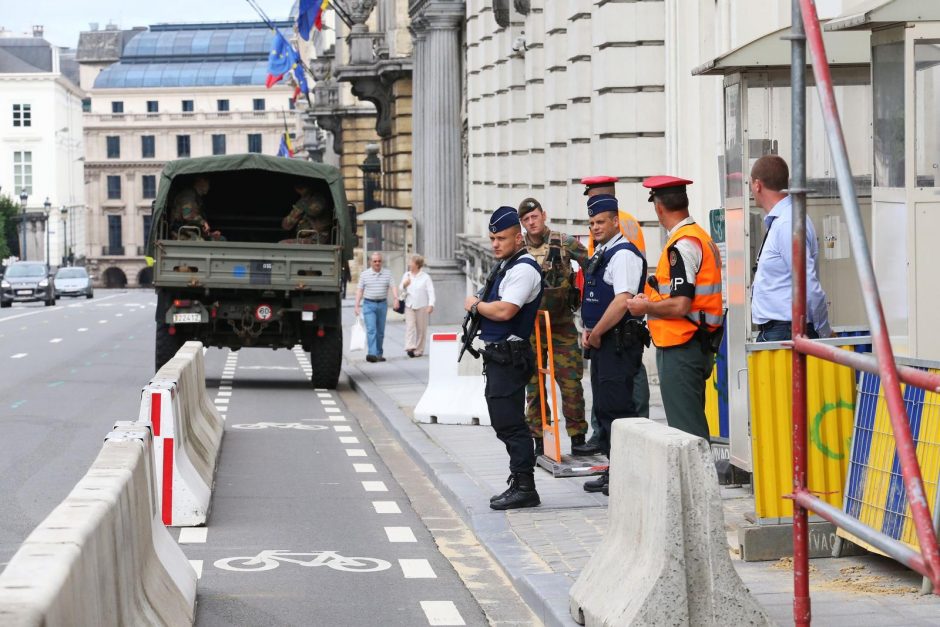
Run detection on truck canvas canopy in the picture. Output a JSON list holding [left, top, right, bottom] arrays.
[[148, 154, 353, 260]]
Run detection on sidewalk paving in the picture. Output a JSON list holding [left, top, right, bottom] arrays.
[[343, 307, 940, 626]]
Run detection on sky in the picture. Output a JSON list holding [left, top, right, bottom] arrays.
[[1, 0, 293, 49]]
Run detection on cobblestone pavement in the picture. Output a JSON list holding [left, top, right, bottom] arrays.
[[343, 307, 940, 626]]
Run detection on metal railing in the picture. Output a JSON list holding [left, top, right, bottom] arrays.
[[787, 2, 940, 625]]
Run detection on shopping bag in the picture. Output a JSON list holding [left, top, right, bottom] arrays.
[[349, 317, 367, 352]]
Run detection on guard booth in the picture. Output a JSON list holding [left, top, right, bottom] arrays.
[[693, 25, 873, 476], [826, 0, 940, 359], [357, 207, 412, 282]]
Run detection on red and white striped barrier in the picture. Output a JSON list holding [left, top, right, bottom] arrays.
[[414, 332, 490, 425], [140, 342, 223, 526]]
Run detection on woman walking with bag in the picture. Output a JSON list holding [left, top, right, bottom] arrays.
[[399, 255, 435, 358]]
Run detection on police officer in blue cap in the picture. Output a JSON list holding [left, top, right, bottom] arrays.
[[465, 206, 544, 510], [581, 194, 649, 495]]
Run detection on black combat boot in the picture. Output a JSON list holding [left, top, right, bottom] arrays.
[[490, 474, 515, 503], [533, 438, 544, 457], [570, 434, 597, 456], [583, 470, 609, 493], [490, 473, 541, 510]]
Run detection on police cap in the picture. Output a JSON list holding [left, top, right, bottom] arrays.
[[587, 194, 618, 217], [581, 175, 618, 196], [643, 175, 693, 202], [489, 206, 521, 233]]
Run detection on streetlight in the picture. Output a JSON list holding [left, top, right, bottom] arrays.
[[18, 191, 28, 260], [43, 198, 51, 266], [60, 206, 69, 266]]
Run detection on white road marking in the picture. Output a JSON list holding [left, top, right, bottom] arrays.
[[385, 527, 417, 543], [0, 294, 125, 325], [320, 399, 337, 406], [346, 449, 367, 457], [219, 385, 232, 391], [49, 338, 62, 343], [217, 391, 232, 397], [10, 353, 27, 359], [372, 501, 401, 514], [325, 407, 341, 413], [399, 559, 436, 579], [362, 481, 387, 492], [77, 327, 87, 332], [314, 388, 327, 392], [339, 436, 359, 444], [353, 463, 376, 473], [189, 560, 204, 579], [333, 425, 352, 432], [178, 528, 208, 543], [115, 313, 123, 317], [317, 393, 331, 398], [214, 398, 230, 405], [329, 416, 347, 422], [421, 601, 465, 626]]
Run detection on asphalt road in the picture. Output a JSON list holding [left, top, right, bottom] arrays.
[[0, 291, 508, 626]]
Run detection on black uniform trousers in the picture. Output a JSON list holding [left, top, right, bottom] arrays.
[[656, 339, 714, 441], [589, 331, 643, 458], [483, 343, 536, 474]]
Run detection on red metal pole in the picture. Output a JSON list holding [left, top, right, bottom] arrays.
[[790, 2, 811, 623], [798, 0, 940, 587], [791, 337, 940, 393]]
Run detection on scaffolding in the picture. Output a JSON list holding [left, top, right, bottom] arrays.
[[788, 1, 940, 624]]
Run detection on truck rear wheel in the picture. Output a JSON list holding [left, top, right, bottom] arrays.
[[155, 322, 183, 373], [309, 329, 342, 389]]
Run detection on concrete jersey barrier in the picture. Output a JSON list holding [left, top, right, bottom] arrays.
[[569, 418, 771, 626], [143, 341, 223, 525], [414, 332, 490, 425], [0, 426, 196, 626]]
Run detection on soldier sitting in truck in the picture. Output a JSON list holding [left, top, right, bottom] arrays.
[[170, 176, 224, 241], [281, 184, 333, 244]]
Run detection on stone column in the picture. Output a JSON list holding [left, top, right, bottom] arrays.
[[411, 2, 466, 323], [410, 24, 425, 259]]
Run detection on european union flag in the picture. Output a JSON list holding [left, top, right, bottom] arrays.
[[266, 31, 293, 87], [292, 62, 309, 99], [297, 0, 318, 41]]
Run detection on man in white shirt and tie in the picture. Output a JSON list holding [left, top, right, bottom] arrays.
[[750, 155, 832, 342]]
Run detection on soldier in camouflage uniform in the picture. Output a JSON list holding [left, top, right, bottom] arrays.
[[282, 184, 332, 244], [518, 198, 594, 457], [170, 177, 223, 241]]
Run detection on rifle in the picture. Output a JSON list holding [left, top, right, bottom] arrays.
[[458, 262, 503, 362]]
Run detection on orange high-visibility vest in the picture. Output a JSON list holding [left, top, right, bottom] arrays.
[[644, 221, 723, 348], [587, 210, 646, 257]]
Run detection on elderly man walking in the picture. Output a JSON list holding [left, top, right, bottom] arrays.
[[355, 252, 399, 362]]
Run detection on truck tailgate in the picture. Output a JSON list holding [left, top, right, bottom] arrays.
[[154, 240, 341, 291]]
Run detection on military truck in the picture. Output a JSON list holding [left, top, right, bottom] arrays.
[[148, 154, 353, 388]]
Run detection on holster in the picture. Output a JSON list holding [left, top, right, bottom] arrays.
[[482, 341, 534, 375], [615, 319, 651, 353]]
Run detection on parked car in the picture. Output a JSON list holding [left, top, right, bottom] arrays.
[[54, 266, 94, 299], [0, 262, 55, 307]]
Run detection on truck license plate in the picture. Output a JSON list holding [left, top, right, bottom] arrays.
[[173, 313, 202, 323]]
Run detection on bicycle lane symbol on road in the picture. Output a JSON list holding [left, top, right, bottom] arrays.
[[230, 422, 329, 431], [214, 550, 391, 573]]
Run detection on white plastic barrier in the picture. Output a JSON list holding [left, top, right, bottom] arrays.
[[0, 425, 197, 626], [141, 341, 223, 526], [413, 332, 491, 425], [569, 418, 771, 626]]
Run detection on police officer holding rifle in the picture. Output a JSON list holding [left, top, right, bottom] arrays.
[[462, 206, 544, 510]]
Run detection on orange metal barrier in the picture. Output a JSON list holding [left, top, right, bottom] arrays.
[[535, 310, 562, 462]]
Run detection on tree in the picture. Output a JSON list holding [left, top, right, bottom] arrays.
[[0, 195, 18, 259]]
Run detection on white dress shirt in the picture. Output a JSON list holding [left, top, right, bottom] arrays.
[[597, 232, 646, 296], [751, 195, 831, 336]]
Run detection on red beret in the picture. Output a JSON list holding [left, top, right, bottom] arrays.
[[643, 175, 693, 201]]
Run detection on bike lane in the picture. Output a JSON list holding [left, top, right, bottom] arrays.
[[181, 346, 486, 626]]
